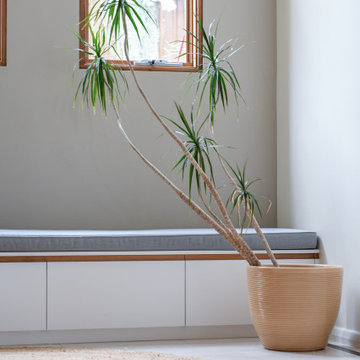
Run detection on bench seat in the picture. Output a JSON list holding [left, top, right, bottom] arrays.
[[0, 228, 317, 252]]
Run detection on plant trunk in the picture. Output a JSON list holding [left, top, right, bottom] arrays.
[[245, 206, 279, 267], [119, 7, 260, 266], [111, 104, 260, 266]]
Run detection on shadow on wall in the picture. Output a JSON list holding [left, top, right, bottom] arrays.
[[277, 0, 292, 227]]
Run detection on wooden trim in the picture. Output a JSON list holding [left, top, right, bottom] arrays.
[[79, 0, 88, 69], [186, 0, 191, 65], [259, 252, 319, 260], [195, 0, 203, 70], [0, 0, 6, 66], [47, 255, 185, 262], [0, 255, 184, 263], [0, 252, 319, 263], [185, 253, 319, 261], [79, 59, 197, 72], [78, 0, 203, 72], [0, 256, 47, 263]]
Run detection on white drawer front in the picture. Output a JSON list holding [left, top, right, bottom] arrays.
[[186, 258, 315, 326], [48, 261, 185, 330], [0, 263, 46, 331], [186, 260, 252, 326]]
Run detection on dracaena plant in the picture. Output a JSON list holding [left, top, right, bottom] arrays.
[[72, 0, 279, 267], [181, 18, 244, 129], [73, 25, 127, 114]]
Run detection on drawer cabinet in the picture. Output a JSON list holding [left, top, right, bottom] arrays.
[[0, 254, 316, 337]]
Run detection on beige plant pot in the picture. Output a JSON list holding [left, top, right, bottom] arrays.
[[247, 264, 343, 352]]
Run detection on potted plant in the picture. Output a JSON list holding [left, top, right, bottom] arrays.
[[71, 0, 342, 351]]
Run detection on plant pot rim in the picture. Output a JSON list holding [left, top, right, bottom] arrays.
[[248, 264, 342, 270]]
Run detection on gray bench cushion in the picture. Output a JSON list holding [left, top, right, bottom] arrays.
[[0, 228, 317, 252]]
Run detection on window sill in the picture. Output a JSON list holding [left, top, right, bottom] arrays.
[[79, 62, 198, 72]]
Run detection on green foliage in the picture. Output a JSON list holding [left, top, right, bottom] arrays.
[[183, 18, 244, 128], [225, 161, 262, 230], [166, 104, 218, 201], [89, 0, 154, 43], [73, 24, 127, 114]]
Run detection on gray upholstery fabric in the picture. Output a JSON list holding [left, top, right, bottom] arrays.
[[0, 228, 317, 252]]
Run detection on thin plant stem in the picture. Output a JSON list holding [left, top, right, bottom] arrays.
[[120, 5, 260, 266], [245, 203, 279, 267], [110, 102, 256, 260], [218, 155, 278, 267], [198, 184, 227, 231]]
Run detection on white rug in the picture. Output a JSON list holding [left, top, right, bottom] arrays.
[[0, 346, 204, 360]]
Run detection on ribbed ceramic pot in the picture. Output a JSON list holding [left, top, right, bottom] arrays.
[[247, 264, 343, 352]]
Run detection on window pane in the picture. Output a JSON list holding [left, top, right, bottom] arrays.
[[89, 0, 187, 63]]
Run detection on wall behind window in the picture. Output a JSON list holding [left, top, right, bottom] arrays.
[[277, 0, 360, 339], [0, 0, 276, 230]]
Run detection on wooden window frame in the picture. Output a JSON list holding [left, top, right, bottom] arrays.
[[79, 0, 203, 72], [0, 0, 6, 66]]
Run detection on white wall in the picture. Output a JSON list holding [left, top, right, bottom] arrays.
[[277, 0, 360, 340], [0, 0, 277, 230]]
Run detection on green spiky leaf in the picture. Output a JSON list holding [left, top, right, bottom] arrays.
[[224, 160, 263, 232], [73, 24, 128, 114], [180, 18, 245, 129], [89, 0, 154, 44], [166, 104, 219, 201]]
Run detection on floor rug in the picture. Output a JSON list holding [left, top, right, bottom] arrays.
[[0, 346, 204, 360]]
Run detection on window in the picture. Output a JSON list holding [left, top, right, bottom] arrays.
[[79, 0, 203, 71], [0, 0, 6, 66]]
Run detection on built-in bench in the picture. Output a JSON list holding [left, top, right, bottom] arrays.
[[0, 228, 319, 346]]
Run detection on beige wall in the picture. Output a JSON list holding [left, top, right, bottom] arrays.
[[277, 0, 360, 341], [0, 0, 276, 230]]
